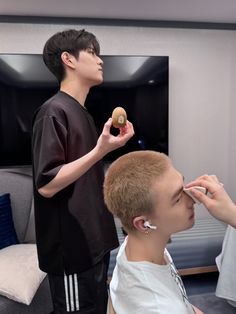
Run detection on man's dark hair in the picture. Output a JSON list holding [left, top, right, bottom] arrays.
[[43, 29, 100, 82]]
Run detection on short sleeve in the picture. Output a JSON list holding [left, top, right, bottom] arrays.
[[32, 115, 67, 189]]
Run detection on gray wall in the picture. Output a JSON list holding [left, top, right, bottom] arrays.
[[1, 22, 236, 218]]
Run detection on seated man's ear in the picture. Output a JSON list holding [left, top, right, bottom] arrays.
[[133, 216, 149, 232], [133, 216, 157, 233]]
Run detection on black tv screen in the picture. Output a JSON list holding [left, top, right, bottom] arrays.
[[0, 54, 168, 166]]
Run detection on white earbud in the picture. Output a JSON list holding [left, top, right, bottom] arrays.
[[144, 221, 157, 230]]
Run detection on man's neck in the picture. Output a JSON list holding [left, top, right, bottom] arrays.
[[60, 79, 89, 106], [125, 233, 170, 265]]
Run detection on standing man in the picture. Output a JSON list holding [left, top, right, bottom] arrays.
[[32, 29, 134, 314]]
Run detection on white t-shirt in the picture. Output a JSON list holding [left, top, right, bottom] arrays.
[[110, 237, 195, 314]]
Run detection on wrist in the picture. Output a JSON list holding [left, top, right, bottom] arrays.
[[231, 205, 236, 228], [92, 145, 106, 161]]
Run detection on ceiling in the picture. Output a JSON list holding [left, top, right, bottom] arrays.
[[0, 0, 236, 25]]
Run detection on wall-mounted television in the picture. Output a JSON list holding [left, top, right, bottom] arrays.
[[0, 54, 168, 166]]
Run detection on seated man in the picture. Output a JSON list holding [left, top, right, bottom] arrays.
[[104, 150, 203, 314]]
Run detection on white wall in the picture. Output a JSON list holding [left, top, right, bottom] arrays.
[[228, 41, 236, 203], [1, 22, 236, 218]]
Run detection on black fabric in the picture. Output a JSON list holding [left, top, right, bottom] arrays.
[[32, 91, 118, 275], [48, 253, 110, 314]]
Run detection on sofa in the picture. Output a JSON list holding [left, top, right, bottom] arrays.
[[0, 166, 53, 314]]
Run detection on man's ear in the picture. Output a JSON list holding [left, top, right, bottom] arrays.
[[61, 51, 75, 69], [133, 216, 148, 232]]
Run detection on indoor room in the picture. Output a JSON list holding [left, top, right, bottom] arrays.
[[0, 1, 236, 313]]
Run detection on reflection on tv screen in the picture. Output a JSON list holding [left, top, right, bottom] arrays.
[[0, 54, 168, 166]]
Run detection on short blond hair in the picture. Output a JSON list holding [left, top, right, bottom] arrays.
[[103, 151, 170, 232]]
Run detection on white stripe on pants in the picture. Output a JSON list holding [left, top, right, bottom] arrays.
[[64, 273, 80, 312]]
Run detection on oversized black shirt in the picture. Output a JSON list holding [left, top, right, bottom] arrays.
[[32, 91, 119, 275]]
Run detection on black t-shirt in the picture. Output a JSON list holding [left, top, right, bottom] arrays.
[[32, 91, 119, 275]]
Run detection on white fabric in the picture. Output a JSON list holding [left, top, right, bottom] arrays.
[[110, 237, 195, 314], [215, 225, 236, 303], [0, 244, 46, 305]]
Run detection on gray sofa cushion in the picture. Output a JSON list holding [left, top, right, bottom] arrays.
[[0, 167, 33, 243]]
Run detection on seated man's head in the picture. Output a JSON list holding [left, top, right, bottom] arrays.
[[104, 151, 195, 237]]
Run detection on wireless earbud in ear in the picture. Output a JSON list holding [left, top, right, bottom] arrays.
[[144, 221, 157, 230]]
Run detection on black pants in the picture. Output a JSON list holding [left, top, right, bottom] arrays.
[[48, 254, 110, 314]]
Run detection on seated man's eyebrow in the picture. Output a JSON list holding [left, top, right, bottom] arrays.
[[171, 176, 185, 201], [171, 186, 184, 201]]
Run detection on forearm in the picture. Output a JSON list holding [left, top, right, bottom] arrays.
[[38, 145, 103, 198], [38, 118, 134, 198]]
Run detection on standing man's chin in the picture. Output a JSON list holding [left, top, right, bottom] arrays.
[[98, 77, 103, 84], [91, 78, 103, 87]]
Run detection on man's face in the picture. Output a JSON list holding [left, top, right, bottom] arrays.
[[75, 47, 103, 86], [150, 165, 195, 236]]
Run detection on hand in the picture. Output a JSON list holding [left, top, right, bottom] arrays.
[[186, 175, 236, 227], [96, 118, 134, 158]]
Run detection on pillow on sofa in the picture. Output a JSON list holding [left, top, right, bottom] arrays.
[[0, 193, 19, 249], [0, 244, 46, 305]]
